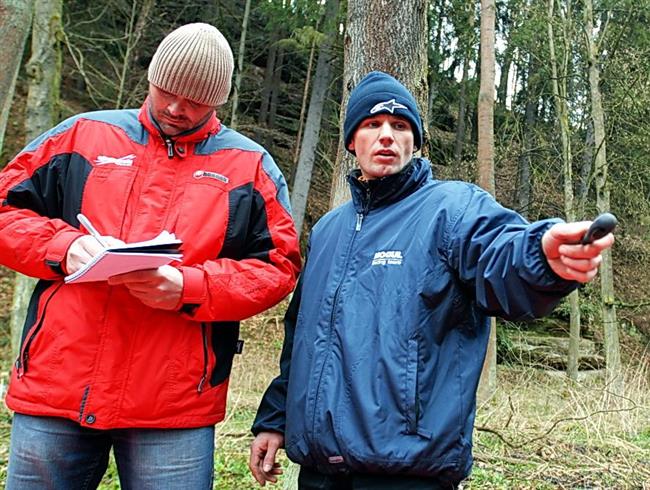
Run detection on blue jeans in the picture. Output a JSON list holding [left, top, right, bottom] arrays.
[[6, 413, 215, 490]]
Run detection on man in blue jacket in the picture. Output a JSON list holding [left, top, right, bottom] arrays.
[[249, 71, 615, 489]]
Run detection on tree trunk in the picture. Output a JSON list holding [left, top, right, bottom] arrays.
[[268, 46, 285, 131], [292, 36, 318, 170], [548, 0, 581, 381], [497, 44, 514, 108], [476, 0, 497, 404], [427, 0, 445, 121], [477, 0, 496, 193], [577, 121, 594, 218], [452, 2, 475, 179], [230, 0, 251, 129], [258, 30, 279, 127], [584, 0, 620, 388], [11, 0, 62, 359], [515, 55, 538, 217], [496, 0, 518, 108], [330, 0, 428, 209], [454, 56, 470, 171], [24, 0, 62, 133], [290, 0, 339, 239], [0, 0, 33, 153]]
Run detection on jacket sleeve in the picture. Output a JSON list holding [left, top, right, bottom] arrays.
[[0, 125, 85, 279], [443, 184, 578, 321], [251, 269, 302, 436], [178, 153, 301, 322]]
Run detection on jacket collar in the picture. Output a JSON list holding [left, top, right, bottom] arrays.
[[138, 96, 221, 144], [348, 157, 432, 213]]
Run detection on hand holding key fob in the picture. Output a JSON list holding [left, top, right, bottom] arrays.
[[581, 213, 617, 244]]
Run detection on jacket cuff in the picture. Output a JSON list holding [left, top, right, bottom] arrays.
[[251, 413, 286, 437], [180, 266, 207, 307], [528, 220, 577, 292], [251, 425, 285, 439], [536, 221, 560, 278], [46, 229, 84, 275]]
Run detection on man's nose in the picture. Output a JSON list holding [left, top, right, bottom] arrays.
[[378, 122, 394, 142], [166, 100, 182, 116]]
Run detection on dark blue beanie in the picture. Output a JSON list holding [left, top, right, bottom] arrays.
[[344, 71, 423, 154]]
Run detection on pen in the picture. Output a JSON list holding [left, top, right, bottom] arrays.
[[77, 213, 108, 247]]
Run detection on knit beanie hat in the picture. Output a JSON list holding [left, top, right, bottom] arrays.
[[344, 71, 423, 153], [148, 23, 234, 107]]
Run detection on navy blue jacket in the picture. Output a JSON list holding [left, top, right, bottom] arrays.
[[253, 159, 576, 483]]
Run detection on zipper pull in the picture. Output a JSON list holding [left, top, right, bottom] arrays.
[[20, 353, 29, 375], [197, 375, 206, 393], [355, 213, 363, 231], [164, 138, 174, 159]]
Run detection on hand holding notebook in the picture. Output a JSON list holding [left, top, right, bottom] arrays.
[[64, 215, 183, 284]]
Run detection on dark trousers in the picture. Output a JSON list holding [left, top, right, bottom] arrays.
[[298, 466, 457, 490]]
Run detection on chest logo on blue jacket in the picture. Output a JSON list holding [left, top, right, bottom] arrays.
[[372, 250, 403, 266]]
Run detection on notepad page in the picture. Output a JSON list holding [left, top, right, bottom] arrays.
[[64, 252, 182, 284]]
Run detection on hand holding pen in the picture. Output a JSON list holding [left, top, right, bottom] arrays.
[[65, 214, 124, 275], [77, 213, 109, 247]]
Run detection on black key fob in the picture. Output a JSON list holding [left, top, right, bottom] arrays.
[[581, 213, 617, 244]]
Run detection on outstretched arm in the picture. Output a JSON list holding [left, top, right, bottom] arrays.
[[446, 186, 615, 320]]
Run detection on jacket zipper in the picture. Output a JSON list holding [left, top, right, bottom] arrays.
[[356, 187, 371, 231], [164, 137, 175, 159], [16, 282, 64, 377], [197, 323, 209, 393], [310, 205, 368, 439], [78, 385, 90, 422]]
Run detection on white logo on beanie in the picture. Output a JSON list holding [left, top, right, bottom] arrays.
[[369, 99, 407, 114]]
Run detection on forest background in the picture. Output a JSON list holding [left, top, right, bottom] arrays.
[[1, 0, 650, 488]]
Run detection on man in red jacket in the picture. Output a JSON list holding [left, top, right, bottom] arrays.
[[0, 23, 300, 489]]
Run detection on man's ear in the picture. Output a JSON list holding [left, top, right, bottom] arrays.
[[348, 140, 355, 152]]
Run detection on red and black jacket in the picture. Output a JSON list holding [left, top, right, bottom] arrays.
[[0, 101, 301, 429]]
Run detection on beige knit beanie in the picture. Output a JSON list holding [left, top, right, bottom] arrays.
[[148, 23, 234, 107]]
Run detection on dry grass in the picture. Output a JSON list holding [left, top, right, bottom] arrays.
[[219, 308, 650, 489], [468, 361, 650, 489]]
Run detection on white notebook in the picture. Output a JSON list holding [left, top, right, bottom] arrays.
[[64, 231, 183, 284]]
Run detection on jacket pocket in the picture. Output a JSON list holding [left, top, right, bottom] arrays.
[[404, 338, 419, 434], [16, 281, 63, 377], [404, 338, 432, 439], [173, 176, 229, 262], [286, 433, 313, 467], [197, 323, 214, 393], [82, 166, 138, 237]]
